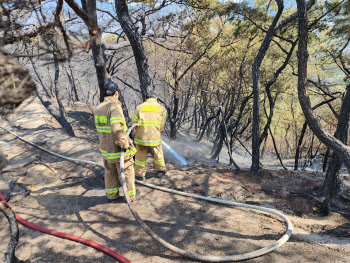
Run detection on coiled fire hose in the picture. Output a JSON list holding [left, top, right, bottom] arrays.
[[0, 125, 293, 262]]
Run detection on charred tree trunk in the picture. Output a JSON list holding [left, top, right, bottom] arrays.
[[217, 93, 240, 168], [259, 40, 298, 145], [29, 52, 75, 137], [0, 202, 20, 263], [91, 36, 108, 103], [269, 126, 288, 170], [294, 97, 337, 170], [81, 0, 108, 103], [53, 54, 65, 118], [65, 0, 108, 102], [115, 0, 150, 100], [251, 0, 284, 172], [285, 125, 291, 154], [323, 148, 330, 172], [297, 0, 350, 169], [196, 115, 217, 142], [211, 128, 222, 155], [262, 96, 287, 169], [260, 136, 268, 159], [259, 89, 277, 145], [64, 60, 79, 101], [30, 58, 52, 98], [52, 54, 75, 136], [294, 121, 308, 170], [169, 93, 180, 139], [169, 118, 177, 139], [322, 85, 350, 197], [36, 92, 75, 136], [169, 78, 180, 139], [116, 85, 131, 126], [250, 0, 315, 171], [211, 129, 224, 160], [193, 92, 198, 133]]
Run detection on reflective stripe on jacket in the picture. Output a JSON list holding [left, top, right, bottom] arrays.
[[131, 98, 166, 146], [94, 96, 136, 163]]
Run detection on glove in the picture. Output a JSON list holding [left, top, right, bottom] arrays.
[[128, 142, 135, 150], [117, 140, 129, 151]]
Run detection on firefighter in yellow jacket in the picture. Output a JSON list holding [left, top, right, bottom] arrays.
[[131, 90, 167, 180], [94, 80, 138, 202]]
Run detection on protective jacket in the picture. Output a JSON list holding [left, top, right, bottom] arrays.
[[131, 98, 167, 146], [94, 96, 136, 163]]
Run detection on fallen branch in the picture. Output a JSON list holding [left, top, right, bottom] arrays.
[[16, 183, 31, 202], [0, 201, 20, 263], [23, 155, 56, 173], [5, 178, 18, 202]]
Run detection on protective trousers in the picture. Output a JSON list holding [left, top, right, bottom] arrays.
[[135, 144, 166, 178], [103, 158, 136, 200]]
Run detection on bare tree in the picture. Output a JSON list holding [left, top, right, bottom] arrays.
[[321, 41, 350, 197], [296, 0, 350, 171], [322, 86, 350, 197], [52, 49, 75, 136], [115, 0, 150, 100], [249, 0, 316, 172], [251, 0, 285, 172], [65, 0, 108, 102], [63, 60, 79, 102]]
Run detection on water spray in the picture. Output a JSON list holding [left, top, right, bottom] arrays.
[[162, 140, 188, 165]]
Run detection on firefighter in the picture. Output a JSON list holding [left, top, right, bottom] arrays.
[[94, 80, 138, 202], [131, 90, 167, 181]]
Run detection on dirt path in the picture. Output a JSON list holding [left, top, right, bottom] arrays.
[[1, 98, 349, 263]]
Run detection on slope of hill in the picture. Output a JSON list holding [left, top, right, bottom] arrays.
[[0, 97, 349, 263]]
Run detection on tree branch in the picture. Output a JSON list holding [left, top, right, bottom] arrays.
[[3, 23, 55, 45], [65, 0, 97, 33], [275, 0, 316, 30], [0, 201, 20, 263]]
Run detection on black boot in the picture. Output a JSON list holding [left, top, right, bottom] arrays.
[[136, 176, 145, 181], [106, 196, 123, 203], [156, 171, 166, 178]]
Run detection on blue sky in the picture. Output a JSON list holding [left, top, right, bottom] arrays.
[[40, 0, 297, 26], [43, 0, 297, 17]]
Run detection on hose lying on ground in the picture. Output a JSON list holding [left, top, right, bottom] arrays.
[[0, 125, 293, 262], [0, 192, 131, 263]]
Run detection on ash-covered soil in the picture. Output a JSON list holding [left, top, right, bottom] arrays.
[[0, 97, 350, 263]]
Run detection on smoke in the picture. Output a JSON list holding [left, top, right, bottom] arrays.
[[162, 141, 188, 165], [160, 133, 251, 168]]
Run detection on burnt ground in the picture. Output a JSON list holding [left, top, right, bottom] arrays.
[[0, 97, 350, 263]]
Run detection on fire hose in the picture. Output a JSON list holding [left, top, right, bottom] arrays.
[[0, 191, 131, 263], [0, 125, 293, 262]]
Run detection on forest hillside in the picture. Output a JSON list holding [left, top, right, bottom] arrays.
[[0, 97, 349, 262], [1, 0, 350, 262]]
